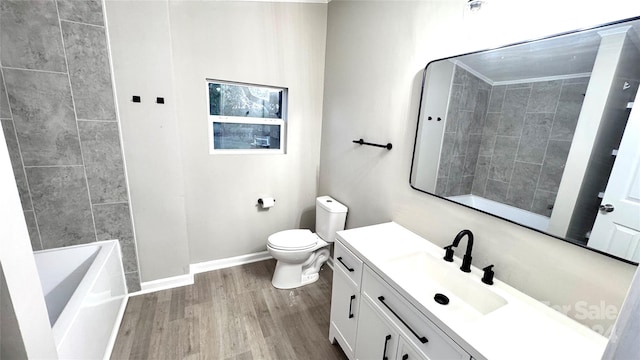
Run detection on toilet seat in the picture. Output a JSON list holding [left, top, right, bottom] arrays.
[[267, 229, 318, 251]]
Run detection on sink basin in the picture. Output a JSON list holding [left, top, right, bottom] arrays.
[[382, 251, 507, 320]]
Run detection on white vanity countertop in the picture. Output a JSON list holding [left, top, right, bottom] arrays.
[[336, 222, 608, 360]]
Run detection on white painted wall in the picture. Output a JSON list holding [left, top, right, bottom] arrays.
[[105, 0, 191, 281], [168, 1, 327, 263], [320, 0, 640, 332], [0, 124, 57, 358]]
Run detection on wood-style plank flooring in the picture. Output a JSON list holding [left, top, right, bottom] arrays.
[[111, 260, 348, 360]]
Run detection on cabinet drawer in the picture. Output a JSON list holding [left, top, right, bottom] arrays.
[[334, 241, 363, 288], [362, 267, 469, 360]]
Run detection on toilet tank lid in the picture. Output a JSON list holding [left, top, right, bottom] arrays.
[[316, 196, 348, 213]]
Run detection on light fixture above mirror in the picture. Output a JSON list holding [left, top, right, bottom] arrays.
[[410, 16, 640, 264]]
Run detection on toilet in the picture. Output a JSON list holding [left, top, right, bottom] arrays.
[[267, 196, 348, 289]]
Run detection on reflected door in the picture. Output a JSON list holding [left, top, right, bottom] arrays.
[[589, 92, 640, 261]]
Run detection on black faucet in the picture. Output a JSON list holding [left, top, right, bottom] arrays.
[[443, 230, 474, 273]]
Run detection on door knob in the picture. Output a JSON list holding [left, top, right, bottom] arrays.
[[599, 204, 615, 213]]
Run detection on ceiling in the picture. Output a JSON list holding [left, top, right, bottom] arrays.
[[455, 19, 640, 84]]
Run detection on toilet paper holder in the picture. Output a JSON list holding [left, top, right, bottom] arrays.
[[258, 197, 276, 208]]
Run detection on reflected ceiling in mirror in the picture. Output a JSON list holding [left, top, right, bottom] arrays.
[[410, 17, 640, 264]]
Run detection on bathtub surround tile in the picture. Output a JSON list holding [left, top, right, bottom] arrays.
[[125, 272, 141, 293], [452, 128, 468, 157], [27, 166, 96, 248], [485, 179, 509, 203], [56, 0, 104, 26], [532, 190, 557, 217], [526, 80, 562, 113], [438, 132, 455, 178], [506, 162, 542, 210], [435, 178, 447, 196], [516, 113, 554, 164], [538, 140, 571, 193], [471, 155, 490, 196], [461, 76, 479, 111], [463, 134, 482, 176], [0, 71, 11, 119], [506, 82, 532, 89], [488, 85, 506, 113], [78, 121, 128, 203], [0, 0, 66, 72], [93, 203, 138, 273], [461, 175, 474, 194], [470, 89, 489, 134], [497, 88, 530, 136], [445, 85, 462, 133], [3, 69, 83, 166], [550, 82, 588, 142], [1, 120, 32, 210], [61, 21, 116, 120], [488, 136, 518, 182], [24, 210, 42, 251]]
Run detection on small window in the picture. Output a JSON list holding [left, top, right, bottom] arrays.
[[207, 80, 287, 154]]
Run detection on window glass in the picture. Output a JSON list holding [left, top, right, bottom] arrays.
[[208, 83, 283, 119], [212, 122, 281, 150], [207, 80, 287, 154]]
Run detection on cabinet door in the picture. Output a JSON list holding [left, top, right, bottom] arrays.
[[355, 299, 398, 360], [330, 271, 359, 357], [396, 337, 428, 360]]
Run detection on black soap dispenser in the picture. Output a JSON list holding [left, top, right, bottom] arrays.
[[482, 265, 495, 285]]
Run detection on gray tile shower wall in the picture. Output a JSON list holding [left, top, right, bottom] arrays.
[[474, 77, 588, 216], [437, 66, 490, 196], [437, 65, 588, 217], [0, 0, 140, 291]]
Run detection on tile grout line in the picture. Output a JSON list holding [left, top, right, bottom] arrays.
[[24, 164, 84, 168], [55, 0, 100, 244], [77, 118, 117, 122], [1, 66, 45, 250], [1, 65, 67, 76], [93, 201, 129, 206], [60, 18, 105, 29]]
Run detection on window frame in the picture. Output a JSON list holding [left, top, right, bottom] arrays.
[[206, 79, 288, 155]]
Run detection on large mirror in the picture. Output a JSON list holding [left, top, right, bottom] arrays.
[[411, 17, 640, 264]]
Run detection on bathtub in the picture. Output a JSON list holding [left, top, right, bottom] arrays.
[[447, 194, 550, 232], [34, 240, 127, 359]]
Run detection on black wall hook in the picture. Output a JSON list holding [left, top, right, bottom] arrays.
[[352, 138, 392, 150]]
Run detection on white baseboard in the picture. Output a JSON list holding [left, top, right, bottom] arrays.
[[326, 256, 334, 270], [190, 251, 272, 274], [133, 273, 195, 296]]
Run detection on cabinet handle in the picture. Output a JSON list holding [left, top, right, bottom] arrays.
[[382, 334, 391, 360], [337, 257, 354, 272], [378, 296, 428, 344], [402, 355, 409, 360], [348, 295, 356, 318]]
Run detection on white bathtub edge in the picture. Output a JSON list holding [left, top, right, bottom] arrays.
[[103, 294, 129, 360]]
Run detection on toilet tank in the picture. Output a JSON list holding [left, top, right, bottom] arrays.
[[315, 196, 348, 242]]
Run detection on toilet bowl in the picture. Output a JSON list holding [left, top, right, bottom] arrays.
[[267, 229, 330, 289], [267, 196, 348, 289]]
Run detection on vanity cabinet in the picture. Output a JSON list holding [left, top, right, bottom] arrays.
[[329, 242, 363, 358], [330, 241, 471, 360]]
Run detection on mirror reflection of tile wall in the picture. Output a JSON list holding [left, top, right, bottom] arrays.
[[436, 65, 587, 217]]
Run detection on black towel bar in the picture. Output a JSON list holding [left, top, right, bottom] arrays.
[[352, 138, 392, 150]]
